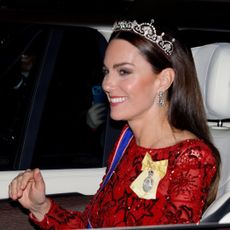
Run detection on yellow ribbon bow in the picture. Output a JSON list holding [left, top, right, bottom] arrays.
[[141, 152, 168, 178], [130, 152, 168, 200]]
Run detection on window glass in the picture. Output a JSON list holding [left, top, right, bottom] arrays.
[[0, 23, 108, 170], [0, 23, 49, 170], [31, 27, 108, 169]]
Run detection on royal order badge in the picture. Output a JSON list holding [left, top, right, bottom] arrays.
[[130, 152, 168, 200]]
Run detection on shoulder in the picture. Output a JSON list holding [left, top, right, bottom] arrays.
[[171, 139, 217, 187], [176, 139, 217, 167]]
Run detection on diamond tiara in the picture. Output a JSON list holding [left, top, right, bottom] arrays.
[[112, 19, 175, 56]]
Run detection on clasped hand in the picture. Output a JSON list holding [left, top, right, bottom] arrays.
[[8, 168, 50, 221]]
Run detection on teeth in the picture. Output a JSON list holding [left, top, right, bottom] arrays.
[[110, 97, 126, 103]]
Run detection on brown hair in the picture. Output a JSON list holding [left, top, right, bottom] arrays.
[[110, 19, 221, 211]]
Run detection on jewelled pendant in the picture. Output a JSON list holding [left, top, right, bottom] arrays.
[[143, 170, 154, 192]]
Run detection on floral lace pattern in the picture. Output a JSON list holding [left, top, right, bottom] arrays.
[[30, 126, 217, 229]]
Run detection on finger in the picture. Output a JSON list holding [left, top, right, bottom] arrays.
[[9, 174, 22, 200], [16, 172, 26, 197], [33, 168, 45, 190], [17, 171, 32, 197], [90, 103, 106, 112], [96, 119, 106, 126], [94, 103, 107, 110], [95, 108, 107, 116], [93, 103, 105, 108], [98, 112, 107, 119], [8, 181, 15, 199], [20, 169, 34, 190]]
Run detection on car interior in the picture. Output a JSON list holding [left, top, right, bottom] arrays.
[[192, 43, 230, 223], [1, 27, 230, 230], [0, 0, 230, 229]]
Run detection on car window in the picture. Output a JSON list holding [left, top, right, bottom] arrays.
[[0, 23, 49, 170], [0, 23, 108, 170], [31, 26, 108, 169]]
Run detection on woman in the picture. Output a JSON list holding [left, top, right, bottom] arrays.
[[8, 18, 220, 229]]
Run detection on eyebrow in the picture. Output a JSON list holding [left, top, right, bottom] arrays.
[[113, 62, 135, 68], [103, 62, 135, 70]]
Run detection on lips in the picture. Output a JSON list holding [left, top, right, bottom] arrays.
[[109, 96, 127, 104]]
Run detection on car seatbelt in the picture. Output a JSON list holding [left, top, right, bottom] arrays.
[[201, 197, 230, 223]]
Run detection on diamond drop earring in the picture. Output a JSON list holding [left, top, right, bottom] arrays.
[[158, 91, 165, 107]]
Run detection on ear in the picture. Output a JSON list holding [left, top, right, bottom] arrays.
[[158, 68, 175, 91]]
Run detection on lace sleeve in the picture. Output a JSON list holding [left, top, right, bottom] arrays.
[[159, 143, 217, 224], [29, 198, 87, 229]]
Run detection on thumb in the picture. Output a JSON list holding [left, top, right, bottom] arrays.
[[33, 168, 45, 190]]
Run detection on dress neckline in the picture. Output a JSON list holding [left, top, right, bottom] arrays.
[[131, 138, 203, 152]]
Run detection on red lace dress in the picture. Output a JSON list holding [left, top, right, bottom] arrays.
[[30, 126, 217, 229]]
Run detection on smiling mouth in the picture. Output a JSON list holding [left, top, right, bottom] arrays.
[[109, 97, 127, 103]]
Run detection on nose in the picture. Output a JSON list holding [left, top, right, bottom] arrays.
[[102, 74, 115, 93]]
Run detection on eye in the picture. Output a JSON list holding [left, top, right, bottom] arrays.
[[118, 68, 132, 76], [102, 66, 109, 76]]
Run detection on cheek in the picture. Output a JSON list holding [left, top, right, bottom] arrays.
[[126, 78, 155, 101]]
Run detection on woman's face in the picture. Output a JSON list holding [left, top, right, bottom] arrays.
[[102, 38, 161, 122]]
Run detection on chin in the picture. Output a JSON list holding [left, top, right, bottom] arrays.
[[110, 115, 122, 121], [110, 112, 125, 121]]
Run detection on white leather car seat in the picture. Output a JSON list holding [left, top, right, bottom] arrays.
[[191, 43, 230, 223]]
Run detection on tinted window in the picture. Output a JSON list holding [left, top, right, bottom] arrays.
[[0, 23, 108, 170], [31, 27, 108, 169], [0, 23, 48, 170]]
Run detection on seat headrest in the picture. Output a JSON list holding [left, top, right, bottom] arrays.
[[192, 43, 230, 120]]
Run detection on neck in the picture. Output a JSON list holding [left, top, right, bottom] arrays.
[[128, 118, 175, 149]]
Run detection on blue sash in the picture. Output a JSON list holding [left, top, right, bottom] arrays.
[[87, 126, 133, 228]]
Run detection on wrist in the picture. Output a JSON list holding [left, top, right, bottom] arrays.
[[30, 197, 51, 221]]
